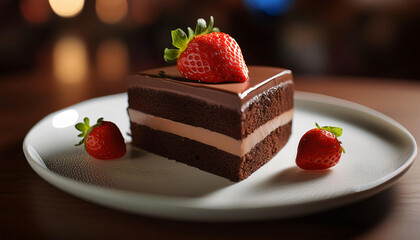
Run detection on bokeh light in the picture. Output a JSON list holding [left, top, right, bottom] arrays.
[[96, 39, 129, 81], [53, 36, 88, 84], [96, 0, 128, 24], [20, 0, 51, 24], [49, 0, 85, 18], [244, 0, 292, 16]]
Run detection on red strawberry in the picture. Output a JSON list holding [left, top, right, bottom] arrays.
[[75, 117, 126, 160], [164, 16, 248, 83], [296, 123, 345, 170]]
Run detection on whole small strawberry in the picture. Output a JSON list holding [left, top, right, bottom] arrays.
[[164, 16, 248, 83], [75, 117, 126, 160], [296, 123, 345, 170]]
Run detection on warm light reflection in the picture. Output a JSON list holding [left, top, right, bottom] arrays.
[[20, 0, 51, 24], [49, 0, 84, 18], [131, 0, 159, 25], [53, 36, 88, 84], [96, 39, 129, 81], [52, 109, 79, 128], [96, 0, 128, 24]]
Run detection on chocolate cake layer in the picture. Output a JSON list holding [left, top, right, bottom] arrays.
[[128, 66, 294, 139], [130, 122, 292, 182], [128, 108, 293, 157], [128, 87, 242, 139], [128, 66, 293, 111], [242, 83, 294, 137]]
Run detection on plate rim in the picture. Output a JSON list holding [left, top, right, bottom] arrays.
[[22, 91, 418, 221]]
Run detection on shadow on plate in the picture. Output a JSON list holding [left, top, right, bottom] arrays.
[[268, 166, 331, 185], [43, 144, 234, 198]]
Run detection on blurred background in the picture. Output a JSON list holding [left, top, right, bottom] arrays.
[[1, 0, 420, 85]]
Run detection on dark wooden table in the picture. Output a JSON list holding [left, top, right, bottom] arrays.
[[1, 70, 419, 239]]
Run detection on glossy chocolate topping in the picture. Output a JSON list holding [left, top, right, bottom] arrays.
[[128, 65, 293, 111]]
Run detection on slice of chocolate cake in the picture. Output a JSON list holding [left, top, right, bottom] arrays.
[[127, 65, 294, 181]]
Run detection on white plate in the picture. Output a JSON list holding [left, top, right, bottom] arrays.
[[23, 92, 417, 221]]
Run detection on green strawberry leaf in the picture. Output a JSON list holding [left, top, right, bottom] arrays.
[[329, 126, 343, 137], [84, 117, 89, 127], [75, 123, 87, 132], [339, 140, 346, 153], [171, 28, 188, 49], [205, 16, 214, 34], [164, 48, 181, 62], [76, 139, 85, 146], [195, 18, 207, 36], [187, 27, 194, 41]]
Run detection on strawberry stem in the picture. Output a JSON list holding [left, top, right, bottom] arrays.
[[75, 117, 103, 146], [164, 16, 220, 62]]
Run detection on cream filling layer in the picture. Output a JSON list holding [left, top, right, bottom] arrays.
[[128, 109, 293, 157]]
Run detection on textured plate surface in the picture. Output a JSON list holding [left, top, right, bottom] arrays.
[[23, 92, 417, 221]]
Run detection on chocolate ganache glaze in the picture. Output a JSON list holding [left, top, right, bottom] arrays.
[[128, 66, 293, 112]]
